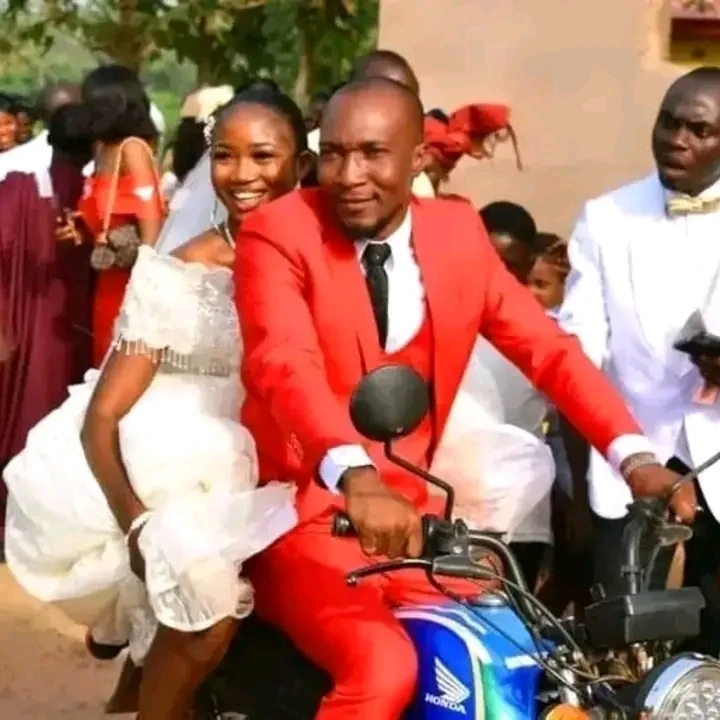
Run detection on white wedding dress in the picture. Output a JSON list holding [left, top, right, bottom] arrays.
[[3, 246, 298, 663], [430, 338, 555, 541]]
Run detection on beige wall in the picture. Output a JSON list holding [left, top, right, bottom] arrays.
[[379, 0, 683, 234]]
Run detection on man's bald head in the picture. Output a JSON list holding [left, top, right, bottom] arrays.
[[38, 82, 81, 124], [351, 49, 420, 96], [318, 77, 426, 240], [668, 66, 720, 97], [326, 77, 424, 142]]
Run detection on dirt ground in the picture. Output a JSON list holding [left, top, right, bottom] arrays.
[[0, 564, 135, 720]]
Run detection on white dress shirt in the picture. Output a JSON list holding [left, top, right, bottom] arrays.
[[319, 208, 643, 492], [318, 210, 424, 487]]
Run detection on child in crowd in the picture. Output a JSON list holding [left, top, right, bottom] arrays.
[[479, 200, 537, 283], [472, 214, 589, 603], [527, 232, 569, 314], [472, 202, 553, 588]]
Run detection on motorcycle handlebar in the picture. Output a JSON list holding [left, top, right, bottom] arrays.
[[620, 497, 667, 595], [331, 511, 436, 557], [334, 496, 671, 603], [331, 511, 537, 619]]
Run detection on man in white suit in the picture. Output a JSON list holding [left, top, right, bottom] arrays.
[[559, 67, 720, 653]]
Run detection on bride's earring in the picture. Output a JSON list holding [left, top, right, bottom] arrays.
[[210, 197, 221, 231]]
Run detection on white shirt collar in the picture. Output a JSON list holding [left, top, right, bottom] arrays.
[[354, 208, 412, 264]]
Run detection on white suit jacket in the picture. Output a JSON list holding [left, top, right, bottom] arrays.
[[559, 172, 720, 519]]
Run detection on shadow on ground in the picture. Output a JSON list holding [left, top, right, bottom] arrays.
[[0, 564, 134, 719]]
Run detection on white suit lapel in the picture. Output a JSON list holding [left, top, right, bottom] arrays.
[[626, 174, 720, 376]]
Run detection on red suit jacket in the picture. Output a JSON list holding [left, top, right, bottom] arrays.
[[235, 189, 641, 523]]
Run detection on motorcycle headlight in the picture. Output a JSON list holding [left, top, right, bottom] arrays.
[[638, 653, 720, 718]]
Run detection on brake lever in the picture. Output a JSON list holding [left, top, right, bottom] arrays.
[[346, 559, 433, 586], [432, 554, 494, 581]]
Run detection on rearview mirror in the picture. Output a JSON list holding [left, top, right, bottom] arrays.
[[349, 364, 429, 443]]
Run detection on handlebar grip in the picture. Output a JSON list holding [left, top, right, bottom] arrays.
[[332, 512, 434, 549], [331, 512, 356, 537]]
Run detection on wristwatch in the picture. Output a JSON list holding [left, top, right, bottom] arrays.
[[620, 451, 661, 482]]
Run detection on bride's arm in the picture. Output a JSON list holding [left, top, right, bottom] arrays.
[[81, 351, 159, 534], [81, 242, 212, 534], [80, 244, 180, 534]]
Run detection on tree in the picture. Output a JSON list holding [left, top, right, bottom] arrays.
[[263, 0, 379, 99], [1, 0, 378, 103], [3, 0, 161, 70]]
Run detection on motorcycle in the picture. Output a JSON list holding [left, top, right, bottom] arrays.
[[195, 364, 720, 719]]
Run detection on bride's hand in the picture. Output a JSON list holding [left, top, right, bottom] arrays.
[[127, 527, 146, 581]]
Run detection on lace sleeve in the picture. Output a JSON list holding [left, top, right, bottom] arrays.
[[112, 246, 207, 363]]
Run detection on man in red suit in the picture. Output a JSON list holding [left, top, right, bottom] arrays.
[[235, 78, 694, 719]]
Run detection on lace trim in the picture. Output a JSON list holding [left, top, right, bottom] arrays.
[[146, 244, 234, 278], [113, 337, 233, 377], [112, 246, 240, 375]]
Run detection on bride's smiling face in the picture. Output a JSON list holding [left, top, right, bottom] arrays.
[[210, 102, 299, 222]]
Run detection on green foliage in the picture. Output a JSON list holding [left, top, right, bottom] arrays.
[[0, 28, 193, 132], [261, 0, 379, 99], [147, 89, 183, 137], [0, 32, 93, 93], [1, 0, 378, 103]]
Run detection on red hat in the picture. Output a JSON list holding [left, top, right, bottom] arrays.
[[424, 103, 522, 171]]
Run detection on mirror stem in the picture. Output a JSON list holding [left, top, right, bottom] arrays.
[[383, 441, 455, 521]]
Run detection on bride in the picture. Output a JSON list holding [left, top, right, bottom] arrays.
[[4, 84, 311, 719]]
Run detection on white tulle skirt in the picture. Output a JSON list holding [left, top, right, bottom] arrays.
[[3, 370, 297, 663], [430, 362, 556, 544]]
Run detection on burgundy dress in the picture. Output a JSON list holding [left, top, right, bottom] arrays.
[[0, 158, 93, 520]]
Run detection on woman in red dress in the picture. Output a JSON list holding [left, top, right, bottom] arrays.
[[78, 66, 164, 365]]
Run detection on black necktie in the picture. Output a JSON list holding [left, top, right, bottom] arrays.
[[362, 242, 391, 348]]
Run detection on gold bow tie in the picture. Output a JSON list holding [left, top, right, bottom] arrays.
[[666, 195, 720, 217]]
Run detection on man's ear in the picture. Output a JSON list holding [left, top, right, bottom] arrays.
[[296, 151, 315, 183], [412, 142, 427, 177]]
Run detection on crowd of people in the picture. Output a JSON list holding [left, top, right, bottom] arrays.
[[0, 46, 718, 719]]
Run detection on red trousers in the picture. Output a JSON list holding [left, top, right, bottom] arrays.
[[248, 500, 486, 720]]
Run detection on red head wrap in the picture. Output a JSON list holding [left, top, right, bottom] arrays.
[[424, 103, 522, 171]]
